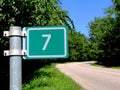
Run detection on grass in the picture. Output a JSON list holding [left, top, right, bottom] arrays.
[[22, 63, 84, 90], [92, 63, 120, 69]]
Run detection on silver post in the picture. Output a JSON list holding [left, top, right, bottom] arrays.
[[10, 26, 22, 90]]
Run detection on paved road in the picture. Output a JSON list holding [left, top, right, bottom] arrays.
[[56, 62, 120, 90]]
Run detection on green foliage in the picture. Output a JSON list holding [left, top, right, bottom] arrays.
[[0, 0, 89, 62], [0, 0, 74, 30], [0, 0, 74, 51], [88, 0, 120, 66], [68, 31, 89, 61], [22, 64, 84, 90]]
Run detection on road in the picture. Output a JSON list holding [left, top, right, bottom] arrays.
[[56, 62, 120, 90]]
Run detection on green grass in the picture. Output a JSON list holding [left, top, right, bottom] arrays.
[[92, 63, 120, 69], [22, 63, 84, 90]]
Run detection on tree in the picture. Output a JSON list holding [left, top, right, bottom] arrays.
[[0, 0, 75, 51], [88, 0, 120, 66], [68, 31, 89, 61]]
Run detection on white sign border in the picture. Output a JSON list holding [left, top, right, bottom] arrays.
[[23, 26, 68, 59]]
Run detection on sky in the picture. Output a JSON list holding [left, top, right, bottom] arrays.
[[61, 0, 113, 37]]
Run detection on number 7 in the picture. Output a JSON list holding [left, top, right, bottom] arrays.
[[42, 34, 51, 50]]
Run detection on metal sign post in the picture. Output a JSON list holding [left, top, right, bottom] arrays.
[[4, 26, 24, 90], [9, 26, 22, 90]]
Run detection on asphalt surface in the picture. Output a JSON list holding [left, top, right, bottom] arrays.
[[56, 62, 120, 90]]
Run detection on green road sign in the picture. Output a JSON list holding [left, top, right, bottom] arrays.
[[23, 26, 68, 59]]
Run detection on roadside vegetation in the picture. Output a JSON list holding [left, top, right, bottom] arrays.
[[0, 0, 120, 89], [92, 63, 120, 69], [22, 63, 84, 90]]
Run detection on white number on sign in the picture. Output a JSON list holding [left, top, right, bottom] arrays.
[[42, 34, 51, 50]]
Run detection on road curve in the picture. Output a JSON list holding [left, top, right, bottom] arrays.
[[56, 62, 120, 90]]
